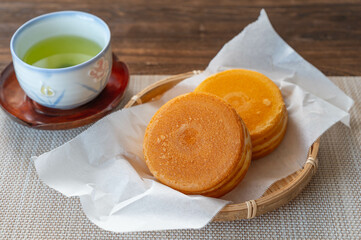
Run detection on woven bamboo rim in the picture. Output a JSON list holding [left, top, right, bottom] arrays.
[[124, 71, 320, 221]]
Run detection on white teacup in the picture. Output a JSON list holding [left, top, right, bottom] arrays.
[[10, 11, 112, 109]]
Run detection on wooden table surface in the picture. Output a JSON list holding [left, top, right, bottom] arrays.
[[0, 0, 360, 76]]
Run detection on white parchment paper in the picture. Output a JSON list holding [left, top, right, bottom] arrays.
[[34, 10, 354, 232]]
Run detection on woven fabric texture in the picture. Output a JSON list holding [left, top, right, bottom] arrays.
[[0, 76, 360, 239]]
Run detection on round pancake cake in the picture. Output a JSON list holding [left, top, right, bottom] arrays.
[[194, 69, 288, 160], [143, 92, 252, 197]]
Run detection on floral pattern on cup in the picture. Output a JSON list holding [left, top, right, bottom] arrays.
[[32, 85, 65, 108], [40, 85, 55, 97], [88, 57, 109, 83]]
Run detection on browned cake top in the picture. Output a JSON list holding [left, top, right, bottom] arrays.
[[143, 92, 245, 193], [195, 69, 286, 141]]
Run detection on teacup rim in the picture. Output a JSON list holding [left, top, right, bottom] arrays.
[[10, 10, 111, 72]]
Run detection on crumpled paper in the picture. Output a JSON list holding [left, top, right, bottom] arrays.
[[34, 9, 354, 232]]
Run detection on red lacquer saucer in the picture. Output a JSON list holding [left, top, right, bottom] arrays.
[[0, 54, 129, 130]]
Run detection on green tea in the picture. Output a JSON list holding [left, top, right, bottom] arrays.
[[22, 35, 102, 69]]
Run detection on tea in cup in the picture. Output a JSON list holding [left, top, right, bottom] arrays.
[[10, 11, 112, 109]]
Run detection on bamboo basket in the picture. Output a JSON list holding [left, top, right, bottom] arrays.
[[124, 71, 320, 221]]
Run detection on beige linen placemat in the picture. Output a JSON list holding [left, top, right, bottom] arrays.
[[0, 76, 360, 239]]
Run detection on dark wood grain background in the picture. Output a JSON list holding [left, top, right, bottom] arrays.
[[1, 0, 360, 75]]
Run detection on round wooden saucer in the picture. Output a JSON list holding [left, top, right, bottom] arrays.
[[0, 54, 129, 130]]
